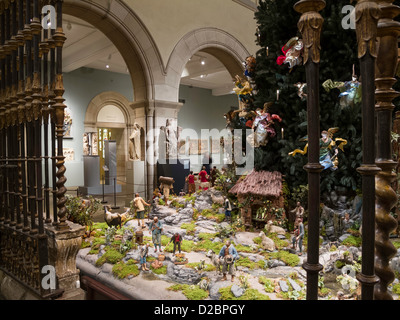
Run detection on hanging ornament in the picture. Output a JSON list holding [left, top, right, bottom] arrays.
[[289, 128, 348, 171], [322, 66, 361, 108], [244, 55, 256, 80], [277, 37, 304, 70], [294, 82, 307, 101]]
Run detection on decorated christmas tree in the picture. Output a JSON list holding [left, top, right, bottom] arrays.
[[250, 0, 362, 195]]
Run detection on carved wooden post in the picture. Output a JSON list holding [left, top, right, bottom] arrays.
[[0, 3, 4, 225], [354, 0, 381, 300], [294, 0, 325, 300], [374, 0, 400, 300], [52, 0, 69, 231]]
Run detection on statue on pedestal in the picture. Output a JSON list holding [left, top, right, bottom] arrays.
[[129, 123, 141, 161]]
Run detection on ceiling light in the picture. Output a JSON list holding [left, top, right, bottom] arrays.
[[200, 59, 205, 65], [106, 64, 110, 69]]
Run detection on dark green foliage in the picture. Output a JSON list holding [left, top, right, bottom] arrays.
[[252, 0, 362, 194]]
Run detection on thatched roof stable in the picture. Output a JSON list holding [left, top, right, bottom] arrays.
[[229, 170, 282, 198]]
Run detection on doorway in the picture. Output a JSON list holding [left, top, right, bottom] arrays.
[[97, 127, 125, 184]]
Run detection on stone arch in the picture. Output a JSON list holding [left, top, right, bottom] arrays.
[[165, 27, 251, 102], [63, 0, 165, 102], [84, 91, 133, 131]]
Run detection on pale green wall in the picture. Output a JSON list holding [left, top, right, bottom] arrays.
[[62, 68, 133, 187], [178, 85, 238, 133], [178, 85, 239, 172], [60, 67, 238, 187]]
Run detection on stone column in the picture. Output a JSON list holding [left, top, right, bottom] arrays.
[[46, 220, 85, 300], [130, 99, 183, 201]]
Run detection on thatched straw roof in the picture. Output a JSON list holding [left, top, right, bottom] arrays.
[[229, 170, 282, 198]]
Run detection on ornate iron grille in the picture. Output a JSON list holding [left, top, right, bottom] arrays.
[[0, 0, 67, 299]]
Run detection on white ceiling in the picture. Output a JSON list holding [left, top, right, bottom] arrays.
[[62, 14, 236, 96]]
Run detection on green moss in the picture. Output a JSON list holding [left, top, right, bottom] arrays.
[[198, 232, 217, 240], [342, 235, 362, 247], [268, 233, 289, 250], [258, 276, 275, 293], [150, 265, 168, 275], [93, 222, 109, 231], [252, 237, 262, 245], [81, 240, 91, 249], [180, 222, 196, 235], [163, 239, 195, 253], [184, 194, 196, 203], [95, 248, 124, 266], [235, 243, 255, 253], [335, 260, 345, 269], [235, 257, 258, 270], [267, 251, 300, 267], [112, 261, 140, 279], [185, 262, 216, 272], [197, 209, 225, 223], [193, 240, 224, 253], [167, 284, 209, 300], [192, 209, 200, 220], [392, 283, 400, 295], [318, 287, 331, 298], [257, 259, 267, 269], [393, 241, 400, 250], [86, 237, 106, 254], [171, 199, 185, 209], [218, 285, 270, 300]]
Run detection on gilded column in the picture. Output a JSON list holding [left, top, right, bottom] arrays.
[[294, 0, 325, 300], [374, 0, 400, 300], [354, 0, 381, 300]]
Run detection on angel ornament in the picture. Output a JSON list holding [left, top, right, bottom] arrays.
[[233, 75, 254, 111], [277, 37, 304, 70], [289, 128, 347, 171], [247, 102, 282, 148]]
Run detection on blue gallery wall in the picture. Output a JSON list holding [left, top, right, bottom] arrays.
[[61, 67, 237, 187]]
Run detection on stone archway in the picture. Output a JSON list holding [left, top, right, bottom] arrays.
[[63, 0, 168, 197], [165, 27, 251, 102], [84, 91, 134, 132], [63, 0, 164, 102], [83, 92, 137, 196]]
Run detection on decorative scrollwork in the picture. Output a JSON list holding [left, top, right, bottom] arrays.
[[355, 0, 381, 59], [297, 11, 324, 64]]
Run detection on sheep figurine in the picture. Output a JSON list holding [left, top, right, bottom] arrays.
[[104, 206, 122, 229], [206, 249, 222, 274]]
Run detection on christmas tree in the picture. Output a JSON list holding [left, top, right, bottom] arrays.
[[251, 0, 362, 196]]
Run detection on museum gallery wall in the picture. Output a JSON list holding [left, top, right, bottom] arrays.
[[61, 67, 238, 187]]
